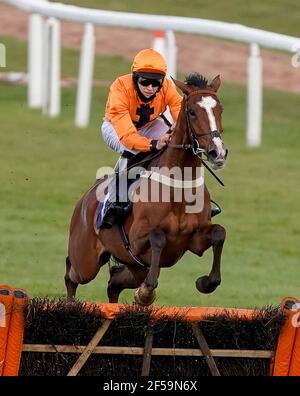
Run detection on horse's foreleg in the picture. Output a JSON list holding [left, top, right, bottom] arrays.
[[65, 256, 78, 299], [196, 224, 226, 293], [107, 264, 147, 303], [134, 229, 166, 306], [189, 224, 226, 294]]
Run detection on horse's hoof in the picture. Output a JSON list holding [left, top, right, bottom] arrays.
[[134, 288, 156, 306], [196, 275, 220, 294]]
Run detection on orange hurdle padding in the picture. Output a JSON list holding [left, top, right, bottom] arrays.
[[87, 302, 256, 322], [288, 325, 300, 376], [287, 298, 300, 376], [272, 296, 299, 376], [0, 286, 14, 376], [2, 288, 28, 376]]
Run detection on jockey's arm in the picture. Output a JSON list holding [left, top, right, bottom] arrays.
[[119, 129, 170, 151]]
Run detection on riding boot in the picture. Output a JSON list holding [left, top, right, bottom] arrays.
[[211, 207, 221, 217], [100, 200, 131, 229], [211, 200, 222, 218], [100, 152, 135, 229]]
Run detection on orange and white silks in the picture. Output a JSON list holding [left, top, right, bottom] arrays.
[[104, 74, 182, 151], [0, 285, 28, 376]]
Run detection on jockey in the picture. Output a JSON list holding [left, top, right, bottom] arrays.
[[100, 48, 221, 229], [100, 48, 182, 229]]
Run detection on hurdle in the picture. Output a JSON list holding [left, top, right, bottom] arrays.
[[1, 286, 299, 376]]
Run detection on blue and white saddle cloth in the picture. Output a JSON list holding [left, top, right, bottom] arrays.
[[95, 193, 110, 231]]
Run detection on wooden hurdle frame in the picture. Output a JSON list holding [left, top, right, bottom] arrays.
[[21, 303, 273, 377], [22, 318, 274, 377], [1, 288, 300, 376]]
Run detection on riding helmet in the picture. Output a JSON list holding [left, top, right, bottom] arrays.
[[131, 48, 167, 80]]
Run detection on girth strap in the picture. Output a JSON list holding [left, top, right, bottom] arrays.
[[118, 224, 149, 268]]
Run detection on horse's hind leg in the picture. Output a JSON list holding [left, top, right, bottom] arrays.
[[107, 264, 147, 303], [134, 229, 166, 306], [65, 256, 78, 299]]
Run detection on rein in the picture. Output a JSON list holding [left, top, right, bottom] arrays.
[[201, 160, 225, 187]]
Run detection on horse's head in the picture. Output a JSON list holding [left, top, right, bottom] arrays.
[[173, 74, 228, 169]]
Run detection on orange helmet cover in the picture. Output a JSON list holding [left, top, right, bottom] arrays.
[[131, 48, 167, 75]]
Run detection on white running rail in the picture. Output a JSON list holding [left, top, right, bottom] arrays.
[[4, 0, 300, 145]]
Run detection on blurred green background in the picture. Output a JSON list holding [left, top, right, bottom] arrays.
[[0, 1, 299, 307]]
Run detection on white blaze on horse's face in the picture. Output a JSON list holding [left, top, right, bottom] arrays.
[[197, 96, 227, 168], [198, 96, 217, 131]]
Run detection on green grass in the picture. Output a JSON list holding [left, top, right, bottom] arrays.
[[50, 0, 300, 37], [0, 36, 299, 308]]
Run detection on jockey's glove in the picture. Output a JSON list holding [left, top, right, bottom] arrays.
[[150, 139, 159, 152]]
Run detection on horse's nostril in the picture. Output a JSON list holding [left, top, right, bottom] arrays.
[[208, 150, 218, 160], [225, 149, 229, 159]]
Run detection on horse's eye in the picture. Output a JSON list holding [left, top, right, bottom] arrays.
[[189, 109, 196, 117]]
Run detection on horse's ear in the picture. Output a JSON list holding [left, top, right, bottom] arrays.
[[171, 77, 192, 95], [209, 75, 221, 92]]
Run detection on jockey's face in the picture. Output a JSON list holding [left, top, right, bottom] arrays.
[[137, 78, 161, 98]]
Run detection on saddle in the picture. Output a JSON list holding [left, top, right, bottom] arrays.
[[96, 149, 164, 230]]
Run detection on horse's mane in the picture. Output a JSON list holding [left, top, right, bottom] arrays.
[[185, 73, 208, 88]]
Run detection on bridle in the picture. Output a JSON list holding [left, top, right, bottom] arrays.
[[166, 89, 225, 186], [168, 89, 222, 158]]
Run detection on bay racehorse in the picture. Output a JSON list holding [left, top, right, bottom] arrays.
[[65, 73, 228, 305]]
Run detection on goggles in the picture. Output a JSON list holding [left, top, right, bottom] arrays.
[[138, 77, 163, 88]]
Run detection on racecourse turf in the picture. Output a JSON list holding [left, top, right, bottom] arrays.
[[0, 36, 299, 308]]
